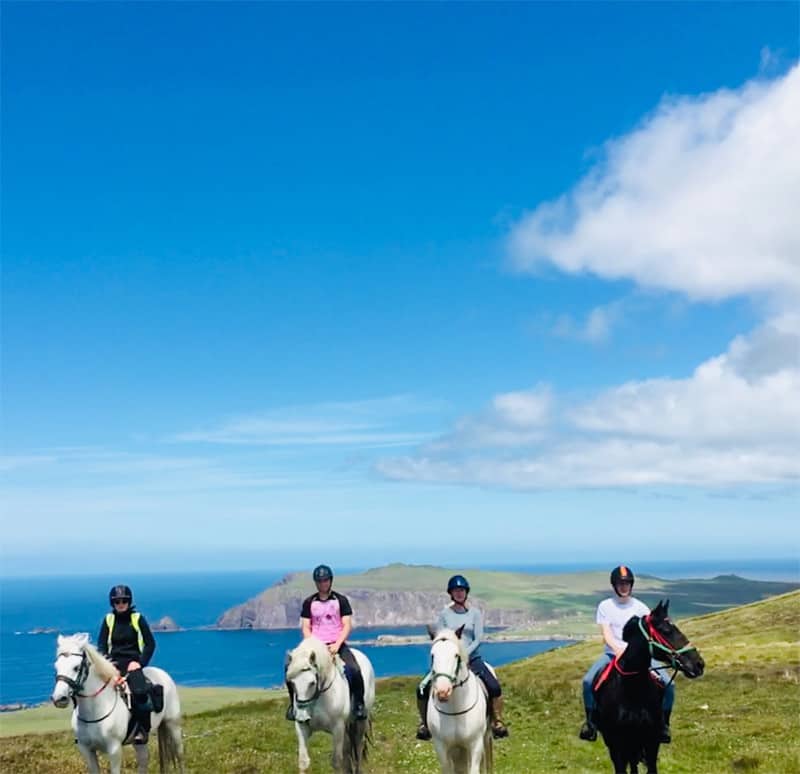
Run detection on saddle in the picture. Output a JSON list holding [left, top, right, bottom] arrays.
[[120, 678, 164, 744]]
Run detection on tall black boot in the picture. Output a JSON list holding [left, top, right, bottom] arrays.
[[416, 684, 432, 740], [579, 706, 597, 741], [348, 669, 368, 719], [660, 710, 672, 744]]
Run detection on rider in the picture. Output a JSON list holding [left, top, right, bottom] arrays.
[[98, 584, 156, 744], [579, 565, 675, 744], [416, 574, 509, 741], [285, 564, 368, 721]]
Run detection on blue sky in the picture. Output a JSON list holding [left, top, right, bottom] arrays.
[[2, 2, 799, 575]]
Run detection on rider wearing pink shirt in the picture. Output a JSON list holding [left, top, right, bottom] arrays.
[[285, 564, 367, 720]]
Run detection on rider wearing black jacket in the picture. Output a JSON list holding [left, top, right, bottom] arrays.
[[98, 585, 156, 743]]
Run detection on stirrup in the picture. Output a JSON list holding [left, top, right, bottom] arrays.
[[492, 720, 509, 738], [660, 725, 671, 744], [416, 723, 432, 741], [579, 721, 597, 741]]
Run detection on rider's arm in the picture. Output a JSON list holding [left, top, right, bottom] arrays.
[[138, 616, 156, 667], [601, 622, 626, 657], [331, 615, 353, 653], [464, 608, 483, 658], [98, 618, 110, 656], [300, 595, 313, 638]]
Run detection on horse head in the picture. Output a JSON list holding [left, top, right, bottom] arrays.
[[634, 600, 705, 678], [427, 625, 467, 702], [285, 637, 334, 721], [51, 633, 92, 707]]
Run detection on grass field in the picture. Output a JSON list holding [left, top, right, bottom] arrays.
[[1, 591, 798, 773]]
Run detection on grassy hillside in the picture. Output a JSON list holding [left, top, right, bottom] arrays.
[[2, 591, 798, 773]]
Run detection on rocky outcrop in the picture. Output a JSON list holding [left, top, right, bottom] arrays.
[[216, 584, 536, 630], [151, 616, 181, 632]]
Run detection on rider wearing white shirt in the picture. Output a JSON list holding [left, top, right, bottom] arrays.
[[579, 565, 675, 743]]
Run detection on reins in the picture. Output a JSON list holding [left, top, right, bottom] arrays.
[[639, 615, 697, 678], [430, 639, 479, 715]]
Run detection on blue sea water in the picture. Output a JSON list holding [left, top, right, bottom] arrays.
[[1, 558, 796, 706]]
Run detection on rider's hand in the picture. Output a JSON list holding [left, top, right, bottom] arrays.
[[327, 644, 339, 656], [127, 661, 142, 671]]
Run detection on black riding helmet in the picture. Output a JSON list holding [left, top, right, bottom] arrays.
[[447, 574, 470, 594], [610, 565, 635, 589], [109, 584, 133, 606], [313, 564, 334, 583]]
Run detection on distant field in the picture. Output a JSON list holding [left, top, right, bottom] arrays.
[[2, 591, 798, 773]]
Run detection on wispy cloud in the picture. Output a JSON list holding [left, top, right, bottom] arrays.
[[551, 302, 622, 343], [508, 65, 800, 304], [169, 395, 439, 448]]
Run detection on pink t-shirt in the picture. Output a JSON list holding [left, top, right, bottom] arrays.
[[300, 591, 353, 644]]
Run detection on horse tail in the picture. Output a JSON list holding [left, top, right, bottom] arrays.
[[157, 720, 182, 772], [343, 716, 371, 774]]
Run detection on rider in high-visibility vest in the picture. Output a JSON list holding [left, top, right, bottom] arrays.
[[98, 584, 156, 743]]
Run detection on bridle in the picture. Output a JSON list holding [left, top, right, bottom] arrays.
[[54, 649, 119, 723], [430, 638, 480, 716], [289, 663, 334, 712], [638, 614, 698, 685]]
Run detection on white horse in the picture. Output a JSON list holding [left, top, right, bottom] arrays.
[[426, 626, 493, 774], [285, 636, 375, 774], [51, 633, 184, 774]]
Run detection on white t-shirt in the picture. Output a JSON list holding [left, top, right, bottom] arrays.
[[596, 596, 650, 654]]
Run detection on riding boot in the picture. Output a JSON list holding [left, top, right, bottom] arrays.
[[490, 696, 509, 738], [132, 695, 151, 744], [579, 706, 598, 742], [415, 684, 432, 740], [349, 670, 368, 720], [285, 682, 296, 721], [660, 710, 672, 744]]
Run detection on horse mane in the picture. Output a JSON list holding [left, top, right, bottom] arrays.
[[286, 636, 334, 680], [85, 643, 121, 682], [432, 627, 468, 663]]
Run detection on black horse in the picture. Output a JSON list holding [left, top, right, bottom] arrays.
[[592, 600, 705, 774]]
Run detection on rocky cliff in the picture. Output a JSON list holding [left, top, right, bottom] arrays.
[[216, 576, 536, 630]]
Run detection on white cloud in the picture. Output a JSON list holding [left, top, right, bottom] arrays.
[[426, 386, 552, 450], [508, 65, 800, 303], [377, 319, 800, 489]]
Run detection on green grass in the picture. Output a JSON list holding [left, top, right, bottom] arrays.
[[2, 591, 798, 773]]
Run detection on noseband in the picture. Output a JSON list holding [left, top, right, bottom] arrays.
[[431, 640, 469, 689], [289, 664, 333, 711]]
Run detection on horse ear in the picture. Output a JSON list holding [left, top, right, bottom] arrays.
[[663, 599, 670, 615], [455, 625, 465, 639], [427, 624, 437, 640], [653, 600, 666, 616], [76, 632, 89, 647], [309, 650, 316, 665]]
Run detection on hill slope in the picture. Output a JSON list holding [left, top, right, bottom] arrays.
[[3, 590, 798, 773]]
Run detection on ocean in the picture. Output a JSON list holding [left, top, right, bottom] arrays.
[[1, 558, 797, 707]]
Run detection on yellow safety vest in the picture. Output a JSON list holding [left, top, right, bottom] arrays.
[[105, 612, 144, 653]]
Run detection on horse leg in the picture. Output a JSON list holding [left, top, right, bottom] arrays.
[[432, 737, 455, 774], [643, 739, 659, 774], [107, 744, 124, 774], [294, 721, 312, 773], [331, 718, 346, 772], [76, 744, 101, 774], [133, 741, 149, 774], [468, 738, 485, 774], [609, 742, 629, 774]]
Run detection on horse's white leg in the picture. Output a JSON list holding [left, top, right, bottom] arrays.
[[330, 718, 346, 772], [468, 738, 484, 774], [107, 744, 123, 774], [76, 744, 101, 774], [294, 721, 312, 774], [134, 741, 149, 774], [432, 737, 454, 774]]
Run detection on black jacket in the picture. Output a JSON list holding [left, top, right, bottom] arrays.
[[98, 609, 156, 668]]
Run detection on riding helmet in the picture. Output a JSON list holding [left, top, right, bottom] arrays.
[[313, 564, 334, 583], [109, 584, 133, 605], [610, 565, 635, 588], [447, 574, 470, 594]]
